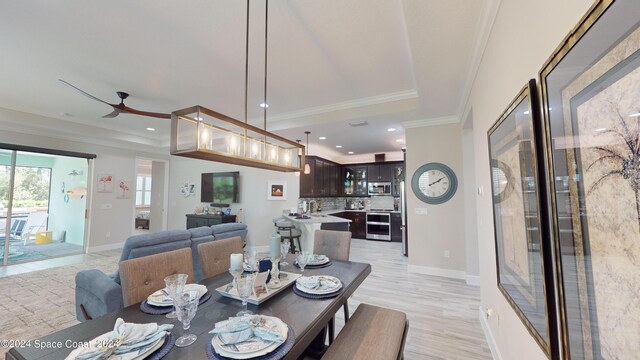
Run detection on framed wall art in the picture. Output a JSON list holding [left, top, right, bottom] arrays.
[[488, 79, 556, 358], [539, 0, 640, 358], [267, 181, 286, 201]]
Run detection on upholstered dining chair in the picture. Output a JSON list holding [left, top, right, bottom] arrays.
[[198, 236, 244, 280], [313, 229, 352, 343], [119, 247, 195, 307]]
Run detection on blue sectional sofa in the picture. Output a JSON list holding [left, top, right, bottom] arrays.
[[75, 223, 247, 321]]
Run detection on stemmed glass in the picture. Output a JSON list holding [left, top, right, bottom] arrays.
[[174, 290, 199, 347], [296, 251, 311, 276], [280, 241, 291, 266], [235, 273, 255, 316], [245, 250, 259, 272], [164, 274, 188, 319]]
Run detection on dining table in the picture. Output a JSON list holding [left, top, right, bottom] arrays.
[[6, 255, 371, 360]]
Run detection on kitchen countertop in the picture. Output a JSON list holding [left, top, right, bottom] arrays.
[[284, 211, 351, 224]]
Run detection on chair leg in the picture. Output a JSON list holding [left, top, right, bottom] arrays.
[[343, 300, 350, 322], [328, 316, 335, 344], [289, 238, 296, 253]]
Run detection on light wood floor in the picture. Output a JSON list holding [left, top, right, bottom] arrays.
[[0, 239, 492, 359]]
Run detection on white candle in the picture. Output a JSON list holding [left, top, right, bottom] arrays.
[[269, 233, 281, 259], [230, 253, 243, 272]]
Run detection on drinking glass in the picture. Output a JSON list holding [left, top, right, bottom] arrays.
[[280, 241, 291, 266], [296, 251, 311, 276], [245, 250, 259, 272], [164, 274, 188, 319], [235, 273, 255, 316], [174, 290, 199, 347]]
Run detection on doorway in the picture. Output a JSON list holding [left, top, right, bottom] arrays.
[[0, 147, 93, 265], [134, 158, 167, 233]]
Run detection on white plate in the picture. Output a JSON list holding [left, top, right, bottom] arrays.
[[147, 284, 207, 307], [295, 275, 342, 294], [211, 316, 288, 359], [64, 331, 165, 360], [308, 255, 330, 265]]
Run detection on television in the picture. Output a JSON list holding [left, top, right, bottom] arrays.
[[201, 172, 239, 204]]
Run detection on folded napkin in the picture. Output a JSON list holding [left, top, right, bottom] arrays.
[[296, 276, 338, 290], [148, 284, 207, 305], [209, 315, 287, 346], [71, 318, 173, 360], [309, 255, 327, 265]]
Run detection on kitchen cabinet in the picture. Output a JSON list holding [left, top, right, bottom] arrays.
[[391, 163, 405, 197], [186, 214, 236, 229], [332, 211, 366, 239], [343, 166, 368, 196], [368, 164, 393, 182], [299, 156, 340, 197], [390, 213, 402, 242]]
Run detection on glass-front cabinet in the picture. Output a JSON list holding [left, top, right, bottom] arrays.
[[343, 166, 367, 196]]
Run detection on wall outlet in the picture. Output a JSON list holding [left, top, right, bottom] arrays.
[[477, 186, 484, 195], [444, 250, 450, 258], [414, 208, 428, 215]]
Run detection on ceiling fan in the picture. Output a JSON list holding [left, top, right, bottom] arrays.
[[58, 79, 170, 119]]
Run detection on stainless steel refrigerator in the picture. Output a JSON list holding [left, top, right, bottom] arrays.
[[400, 181, 408, 256]]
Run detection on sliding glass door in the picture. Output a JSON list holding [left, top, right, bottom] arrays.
[[0, 148, 90, 265]]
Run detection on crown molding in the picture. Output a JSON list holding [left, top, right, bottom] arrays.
[[266, 89, 418, 124], [402, 115, 459, 129], [457, 0, 503, 119]]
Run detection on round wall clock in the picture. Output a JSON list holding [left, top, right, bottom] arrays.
[[411, 162, 458, 204]]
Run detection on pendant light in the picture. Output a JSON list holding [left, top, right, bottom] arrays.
[[169, 0, 305, 172], [304, 131, 311, 174]]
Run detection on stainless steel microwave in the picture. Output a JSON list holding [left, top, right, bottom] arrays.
[[368, 182, 392, 195]]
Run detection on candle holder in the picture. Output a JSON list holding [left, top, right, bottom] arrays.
[[268, 256, 282, 289]]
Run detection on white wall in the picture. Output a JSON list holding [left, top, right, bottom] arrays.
[[167, 156, 300, 249], [466, 0, 593, 358], [405, 123, 466, 278], [462, 128, 479, 281]]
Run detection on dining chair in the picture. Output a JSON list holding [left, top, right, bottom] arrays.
[[313, 229, 352, 344], [198, 236, 244, 279], [119, 247, 195, 307]]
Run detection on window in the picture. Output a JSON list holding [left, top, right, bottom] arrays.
[[136, 175, 152, 206]]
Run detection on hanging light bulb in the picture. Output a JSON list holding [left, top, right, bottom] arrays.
[[304, 131, 311, 174]]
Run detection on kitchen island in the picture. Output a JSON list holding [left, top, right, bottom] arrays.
[[283, 211, 351, 253]]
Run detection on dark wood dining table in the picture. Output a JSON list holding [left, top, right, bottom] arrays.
[[7, 257, 371, 360]]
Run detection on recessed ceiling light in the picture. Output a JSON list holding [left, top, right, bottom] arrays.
[[523, 111, 530, 115], [594, 128, 607, 132], [348, 151, 354, 154], [630, 113, 640, 117], [336, 145, 343, 148], [146, 127, 156, 131], [319, 136, 326, 140], [259, 103, 269, 108], [387, 128, 396, 132], [396, 139, 404, 142]]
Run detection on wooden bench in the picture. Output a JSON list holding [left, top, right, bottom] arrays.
[[321, 303, 409, 360]]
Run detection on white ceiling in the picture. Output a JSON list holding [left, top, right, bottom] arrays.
[[0, 0, 497, 160]]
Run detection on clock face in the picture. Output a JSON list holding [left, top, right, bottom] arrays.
[[418, 169, 451, 197], [411, 162, 458, 204]]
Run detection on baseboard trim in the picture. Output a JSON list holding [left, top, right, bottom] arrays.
[[466, 275, 480, 286], [479, 306, 503, 360], [87, 242, 125, 253], [407, 264, 466, 280]]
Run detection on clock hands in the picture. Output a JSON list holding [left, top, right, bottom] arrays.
[[428, 177, 445, 186]]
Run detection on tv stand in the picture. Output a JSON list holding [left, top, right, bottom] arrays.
[[186, 214, 237, 229]]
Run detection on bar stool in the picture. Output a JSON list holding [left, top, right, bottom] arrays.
[[273, 218, 302, 253]]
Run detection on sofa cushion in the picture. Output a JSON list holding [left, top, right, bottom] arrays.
[[211, 223, 246, 236], [189, 226, 213, 239]]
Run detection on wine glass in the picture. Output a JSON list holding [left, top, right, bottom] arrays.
[[174, 290, 199, 347], [235, 273, 255, 316], [296, 251, 311, 276], [245, 250, 259, 272], [164, 274, 188, 319], [280, 241, 290, 266]]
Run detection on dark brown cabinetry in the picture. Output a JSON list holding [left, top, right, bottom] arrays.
[[390, 212, 402, 242], [186, 214, 236, 229], [299, 156, 340, 197], [391, 164, 405, 197], [368, 164, 393, 182], [342, 166, 368, 196], [332, 211, 366, 239]]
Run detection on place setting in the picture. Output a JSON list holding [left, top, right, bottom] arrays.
[[65, 317, 175, 360], [207, 314, 295, 360], [293, 251, 332, 269], [140, 274, 210, 315]]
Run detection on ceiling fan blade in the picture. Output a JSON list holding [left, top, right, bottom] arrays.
[[58, 79, 113, 106], [122, 106, 171, 119], [102, 109, 123, 118]]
